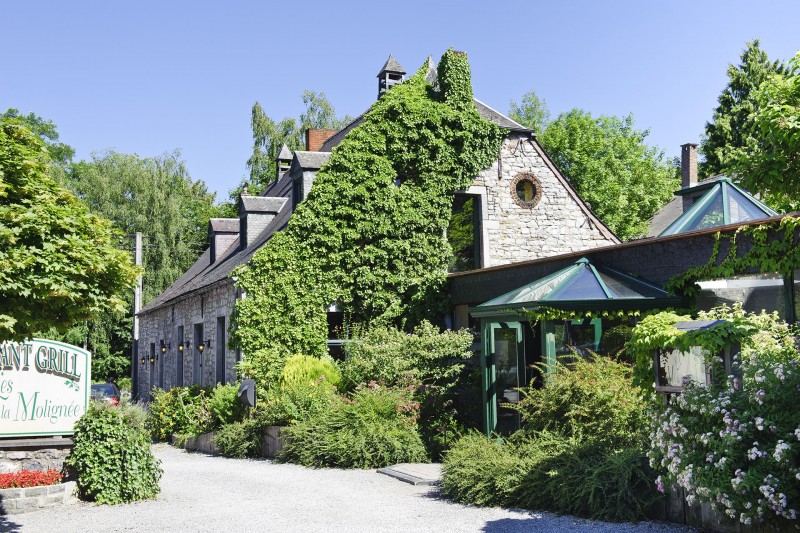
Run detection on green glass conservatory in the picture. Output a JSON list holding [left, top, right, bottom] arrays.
[[660, 177, 777, 236], [470, 258, 684, 434]]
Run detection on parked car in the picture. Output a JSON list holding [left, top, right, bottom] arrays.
[[91, 383, 121, 406]]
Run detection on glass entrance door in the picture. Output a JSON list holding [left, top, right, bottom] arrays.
[[483, 322, 523, 434]]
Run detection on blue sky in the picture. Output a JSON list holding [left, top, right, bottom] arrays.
[[2, 1, 798, 200]]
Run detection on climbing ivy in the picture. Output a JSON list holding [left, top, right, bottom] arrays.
[[232, 50, 504, 383], [666, 216, 800, 298]]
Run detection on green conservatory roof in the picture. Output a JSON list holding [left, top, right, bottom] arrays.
[[471, 258, 683, 318], [659, 178, 778, 237]]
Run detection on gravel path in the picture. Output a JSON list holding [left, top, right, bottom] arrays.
[[4, 444, 694, 533]]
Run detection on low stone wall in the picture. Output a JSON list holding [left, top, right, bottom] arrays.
[[0, 481, 77, 515], [0, 437, 72, 474], [650, 488, 784, 532]]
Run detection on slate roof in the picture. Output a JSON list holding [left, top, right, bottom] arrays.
[[277, 144, 293, 161], [209, 218, 239, 233], [377, 54, 406, 76], [139, 204, 292, 314], [294, 151, 331, 169]]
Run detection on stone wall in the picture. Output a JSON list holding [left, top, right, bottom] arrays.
[[137, 282, 238, 399], [0, 481, 77, 514], [0, 438, 72, 474], [470, 132, 617, 267]]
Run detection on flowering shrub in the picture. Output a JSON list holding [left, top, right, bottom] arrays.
[[648, 308, 800, 527], [0, 469, 62, 489]]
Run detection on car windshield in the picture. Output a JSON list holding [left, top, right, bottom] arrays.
[[92, 384, 116, 397]]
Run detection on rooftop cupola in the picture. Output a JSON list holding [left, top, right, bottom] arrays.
[[277, 144, 292, 180], [377, 54, 406, 98]]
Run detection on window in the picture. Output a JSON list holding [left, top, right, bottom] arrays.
[[216, 317, 226, 384], [510, 173, 542, 208], [447, 194, 481, 272]]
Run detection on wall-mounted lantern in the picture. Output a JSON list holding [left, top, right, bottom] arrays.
[[149, 354, 156, 365], [654, 320, 738, 396], [140, 356, 146, 365], [197, 339, 212, 353], [160, 341, 170, 354], [178, 342, 185, 353]]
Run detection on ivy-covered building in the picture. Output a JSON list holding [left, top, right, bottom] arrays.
[[134, 53, 619, 399]]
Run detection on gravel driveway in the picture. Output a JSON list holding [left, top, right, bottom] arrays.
[[4, 444, 693, 533]]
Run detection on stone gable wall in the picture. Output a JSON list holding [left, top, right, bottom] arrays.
[[136, 283, 237, 399], [471, 132, 616, 266]]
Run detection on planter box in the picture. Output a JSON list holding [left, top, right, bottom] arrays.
[[0, 481, 77, 515], [173, 432, 219, 455], [261, 426, 285, 458]]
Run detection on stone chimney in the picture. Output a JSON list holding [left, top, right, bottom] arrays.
[[238, 196, 288, 249], [208, 218, 239, 264], [305, 129, 338, 152], [681, 143, 699, 212]]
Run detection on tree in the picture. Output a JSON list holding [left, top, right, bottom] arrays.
[[241, 91, 350, 196], [68, 150, 219, 303], [509, 92, 677, 240], [723, 51, 800, 212], [0, 119, 138, 341], [700, 40, 785, 178], [509, 91, 550, 135], [1, 108, 75, 183]]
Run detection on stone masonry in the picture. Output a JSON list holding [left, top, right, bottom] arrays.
[[470, 132, 617, 267], [137, 282, 237, 399]]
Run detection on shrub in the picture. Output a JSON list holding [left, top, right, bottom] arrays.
[[212, 417, 265, 458], [147, 385, 213, 440], [0, 469, 62, 489], [278, 384, 427, 468], [66, 401, 162, 504], [279, 354, 342, 390], [340, 321, 472, 390], [442, 355, 657, 521], [648, 309, 800, 527], [512, 355, 648, 449], [257, 377, 337, 426], [441, 432, 527, 507], [208, 382, 247, 426]]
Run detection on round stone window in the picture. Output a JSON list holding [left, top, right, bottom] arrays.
[[511, 173, 542, 208]]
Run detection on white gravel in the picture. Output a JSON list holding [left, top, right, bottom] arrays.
[[5, 444, 694, 533]]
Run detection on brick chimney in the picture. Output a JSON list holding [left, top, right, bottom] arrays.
[[238, 196, 288, 249], [681, 143, 698, 212], [305, 129, 338, 152], [208, 219, 239, 264]]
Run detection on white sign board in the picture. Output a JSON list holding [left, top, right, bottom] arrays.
[[657, 345, 708, 388], [0, 338, 91, 437]]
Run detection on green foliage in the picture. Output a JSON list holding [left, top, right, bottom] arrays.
[[629, 304, 797, 393], [277, 384, 427, 468], [233, 50, 504, 367], [443, 355, 657, 521], [68, 150, 220, 303], [537, 110, 677, 240], [666, 217, 800, 301], [207, 382, 247, 426], [1, 108, 74, 183], [508, 90, 551, 135], [147, 385, 213, 440], [723, 51, 800, 212], [212, 417, 265, 458], [240, 91, 350, 197], [648, 313, 800, 526], [512, 355, 648, 449], [257, 378, 338, 426], [339, 321, 475, 458], [66, 401, 162, 504], [447, 196, 476, 272], [701, 40, 786, 179], [0, 119, 139, 341], [340, 321, 473, 390], [279, 354, 342, 391], [437, 49, 474, 110], [441, 432, 526, 507]]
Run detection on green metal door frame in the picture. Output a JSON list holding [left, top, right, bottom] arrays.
[[481, 320, 523, 435], [541, 317, 602, 380]]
